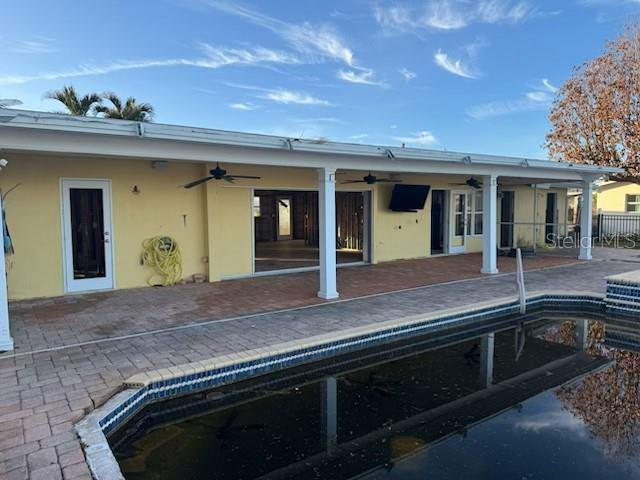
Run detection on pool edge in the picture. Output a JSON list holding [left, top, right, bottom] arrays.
[[75, 290, 613, 480]]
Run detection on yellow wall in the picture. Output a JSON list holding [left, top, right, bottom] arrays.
[[595, 182, 640, 213], [2, 157, 569, 300], [2, 154, 208, 299]]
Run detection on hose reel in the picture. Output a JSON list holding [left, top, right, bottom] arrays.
[[141, 236, 182, 286]]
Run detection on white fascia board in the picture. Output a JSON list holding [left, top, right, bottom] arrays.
[[0, 128, 603, 182], [0, 108, 623, 179]]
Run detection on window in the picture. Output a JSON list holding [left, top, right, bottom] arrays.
[[253, 196, 261, 217], [626, 194, 640, 213], [473, 190, 483, 235]]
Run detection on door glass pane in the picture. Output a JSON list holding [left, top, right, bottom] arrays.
[[278, 198, 291, 237], [475, 213, 483, 235], [500, 192, 515, 248], [474, 191, 483, 235], [70, 188, 105, 279], [455, 194, 465, 236]]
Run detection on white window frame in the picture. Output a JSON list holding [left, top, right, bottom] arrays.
[[625, 194, 640, 213]]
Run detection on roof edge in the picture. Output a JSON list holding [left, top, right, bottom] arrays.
[[0, 108, 624, 176]]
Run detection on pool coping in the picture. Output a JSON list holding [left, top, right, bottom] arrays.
[[75, 289, 617, 480]]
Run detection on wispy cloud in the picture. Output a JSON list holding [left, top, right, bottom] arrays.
[[399, 67, 416, 81], [205, 1, 381, 84], [349, 133, 369, 140], [426, 1, 468, 29], [395, 131, 438, 146], [337, 68, 384, 86], [0, 36, 56, 54], [434, 49, 478, 79], [206, 1, 355, 66], [373, 5, 417, 33], [374, 0, 535, 33], [0, 44, 299, 85], [224, 82, 333, 106], [542, 78, 558, 92], [265, 89, 331, 105], [475, 0, 533, 24], [467, 78, 557, 119], [578, 0, 640, 5], [229, 102, 257, 110]]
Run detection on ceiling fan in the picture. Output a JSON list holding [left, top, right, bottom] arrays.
[[183, 163, 261, 188], [341, 172, 402, 185], [450, 177, 482, 189]]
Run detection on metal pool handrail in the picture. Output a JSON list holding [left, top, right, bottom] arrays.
[[516, 247, 526, 314]]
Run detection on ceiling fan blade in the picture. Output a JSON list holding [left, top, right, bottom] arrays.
[[341, 180, 365, 184], [183, 176, 214, 188], [376, 179, 403, 183], [227, 175, 261, 179], [222, 176, 236, 183]]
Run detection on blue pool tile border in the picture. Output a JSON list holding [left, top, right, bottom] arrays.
[[97, 293, 612, 436]]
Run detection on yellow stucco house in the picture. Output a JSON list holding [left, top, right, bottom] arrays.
[[594, 181, 640, 213], [0, 109, 621, 350]]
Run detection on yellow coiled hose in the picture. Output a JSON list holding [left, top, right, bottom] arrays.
[[141, 236, 182, 286]]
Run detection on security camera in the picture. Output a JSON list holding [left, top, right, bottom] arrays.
[[0, 159, 8, 167]]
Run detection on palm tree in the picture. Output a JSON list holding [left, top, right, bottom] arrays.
[[0, 98, 22, 108], [95, 92, 154, 122], [45, 86, 101, 116]]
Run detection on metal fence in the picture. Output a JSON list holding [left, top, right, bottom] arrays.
[[595, 212, 640, 239]]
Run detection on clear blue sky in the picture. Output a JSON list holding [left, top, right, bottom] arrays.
[[1, 0, 638, 158]]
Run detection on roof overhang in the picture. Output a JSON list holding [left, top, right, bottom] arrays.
[[0, 108, 623, 182]]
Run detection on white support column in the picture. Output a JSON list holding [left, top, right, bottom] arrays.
[[318, 168, 339, 299], [579, 181, 593, 260], [479, 333, 495, 388], [0, 195, 12, 352], [320, 376, 338, 451], [481, 174, 499, 274]]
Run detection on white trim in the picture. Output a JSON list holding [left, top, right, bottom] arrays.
[[318, 168, 339, 299], [60, 178, 115, 293], [450, 190, 468, 254], [0, 194, 13, 351], [0, 109, 621, 181], [250, 188, 256, 275], [481, 175, 499, 274]]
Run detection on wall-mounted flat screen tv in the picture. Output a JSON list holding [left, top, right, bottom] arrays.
[[389, 184, 430, 212]]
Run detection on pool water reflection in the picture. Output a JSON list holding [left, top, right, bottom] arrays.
[[111, 318, 640, 479]]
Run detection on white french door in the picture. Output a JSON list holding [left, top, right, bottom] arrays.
[[450, 191, 468, 254], [61, 179, 114, 293]]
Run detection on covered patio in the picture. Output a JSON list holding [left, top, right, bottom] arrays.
[[0, 109, 622, 353]]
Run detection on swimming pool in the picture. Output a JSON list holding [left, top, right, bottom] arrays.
[[108, 314, 639, 479]]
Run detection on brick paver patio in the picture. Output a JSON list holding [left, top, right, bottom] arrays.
[[1, 249, 639, 479]]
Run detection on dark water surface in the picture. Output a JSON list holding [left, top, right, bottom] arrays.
[[111, 317, 640, 479]]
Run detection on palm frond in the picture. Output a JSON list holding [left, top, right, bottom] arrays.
[[96, 93, 154, 121], [45, 85, 101, 116]]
